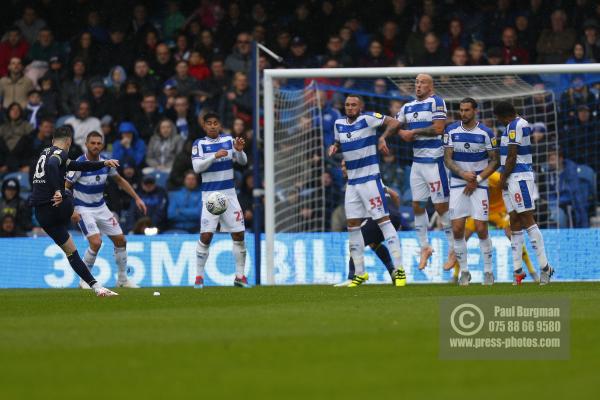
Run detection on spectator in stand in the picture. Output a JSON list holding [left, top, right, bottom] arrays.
[[546, 149, 589, 227], [405, 14, 433, 66], [537, 9, 576, 64], [167, 140, 193, 190], [483, 0, 515, 46], [83, 10, 109, 44], [173, 33, 191, 62], [87, 79, 116, 120], [10, 117, 53, 174], [131, 58, 160, 96], [198, 57, 229, 111], [581, 19, 600, 62], [64, 99, 101, 151], [171, 60, 197, 97], [37, 75, 59, 118], [487, 47, 504, 66], [97, 24, 133, 74], [339, 26, 360, 61], [225, 32, 252, 76], [450, 47, 468, 66], [285, 36, 316, 70], [68, 32, 98, 75], [0, 138, 9, 175], [560, 78, 595, 121], [167, 95, 200, 141], [42, 56, 65, 89], [23, 89, 51, 128], [167, 170, 201, 233], [417, 32, 448, 66], [273, 30, 292, 60], [322, 170, 341, 231], [0, 103, 33, 170], [237, 171, 255, 230], [127, 174, 168, 233], [134, 93, 162, 142], [319, 35, 353, 67], [146, 118, 184, 174], [60, 58, 88, 115], [116, 80, 143, 122], [0, 27, 29, 77], [0, 177, 31, 233], [104, 65, 127, 100], [468, 41, 487, 65], [152, 43, 175, 83], [515, 13, 537, 59], [100, 115, 116, 144], [163, 0, 185, 40], [0, 57, 33, 108], [0, 214, 24, 237], [112, 121, 146, 168], [196, 29, 222, 62], [561, 43, 594, 90], [501, 27, 529, 65], [188, 50, 211, 81], [137, 30, 160, 61], [218, 2, 252, 52], [219, 71, 252, 128], [14, 5, 46, 46], [27, 27, 62, 63], [359, 40, 391, 68], [566, 105, 599, 166], [441, 18, 469, 55]]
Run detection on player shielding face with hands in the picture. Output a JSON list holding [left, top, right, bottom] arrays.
[[192, 112, 249, 289], [29, 125, 121, 297], [494, 101, 554, 285], [443, 98, 499, 286], [328, 95, 407, 287], [65, 131, 147, 289], [379, 74, 455, 271]]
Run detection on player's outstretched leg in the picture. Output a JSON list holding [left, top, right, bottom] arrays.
[[61, 238, 117, 297], [79, 235, 101, 289], [525, 223, 554, 285]]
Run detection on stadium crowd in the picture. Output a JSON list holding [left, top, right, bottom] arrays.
[[0, 0, 599, 237]]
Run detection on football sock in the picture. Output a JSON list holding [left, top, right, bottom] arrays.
[[114, 246, 127, 282], [196, 240, 209, 278], [348, 257, 355, 280], [454, 238, 468, 273], [511, 230, 525, 272], [348, 226, 365, 275], [378, 220, 403, 270], [479, 237, 493, 273], [440, 211, 454, 254], [233, 240, 246, 279], [526, 224, 549, 268], [67, 250, 97, 287], [83, 248, 97, 270], [373, 243, 395, 278], [414, 212, 429, 249]]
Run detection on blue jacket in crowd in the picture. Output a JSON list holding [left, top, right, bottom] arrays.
[[112, 122, 146, 167], [167, 187, 202, 232], [548, 158, 589, 228]]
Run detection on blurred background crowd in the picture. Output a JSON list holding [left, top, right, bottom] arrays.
[[0, 0, 598, 237]]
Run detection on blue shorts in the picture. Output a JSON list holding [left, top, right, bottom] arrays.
[[34, 196, 74, 246]]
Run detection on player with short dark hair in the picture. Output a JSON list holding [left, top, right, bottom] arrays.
[[494, 101, 554, 285], [191, 112, 249, 288], [65, 130, 147, 289], [30, 125, 121, 297]]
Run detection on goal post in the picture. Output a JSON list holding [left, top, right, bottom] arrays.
[[263, 64, 600, 285]]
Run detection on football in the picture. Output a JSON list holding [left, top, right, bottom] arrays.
[[205, 192, 228, 215]]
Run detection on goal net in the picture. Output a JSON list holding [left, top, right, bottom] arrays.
[[263, 65, 600, 285]]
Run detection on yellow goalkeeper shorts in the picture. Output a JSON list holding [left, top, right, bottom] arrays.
[[465, 212, 509, 233]]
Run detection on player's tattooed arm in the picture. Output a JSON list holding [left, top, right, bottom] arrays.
[[327, 141, 340, 157], [479, 149, 500, 181], [444, 146, 464, 178], [500, 144, 518, 189], [401, 119, 446, 138]]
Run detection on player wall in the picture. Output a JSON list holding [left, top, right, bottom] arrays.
[[1, 230, 598, 288]]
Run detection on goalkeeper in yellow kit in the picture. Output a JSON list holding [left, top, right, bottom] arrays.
[[445, 171, 539, 282]]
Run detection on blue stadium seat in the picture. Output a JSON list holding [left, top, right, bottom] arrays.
[[152, 171, 169, 188], [3, 171, 31, 192]]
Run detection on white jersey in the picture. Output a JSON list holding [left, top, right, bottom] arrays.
[[192, 134, 238, 199], [66, 154, 116, 208], [396, 94, 447, 163], [499, 116, 534, 182], [334, 112, 385, 185], [444, 121, 496, 187]]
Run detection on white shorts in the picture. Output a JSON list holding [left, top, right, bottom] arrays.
[[201, 194, 245, 233], [410, 161, 450, 204], [449, 187, 489, 221], [502, 179, 536, 214], [345, 178, 389, 220], [75, 205, 123, 237]]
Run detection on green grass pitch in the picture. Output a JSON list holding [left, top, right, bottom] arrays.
[[1, 283, 600, 400]]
